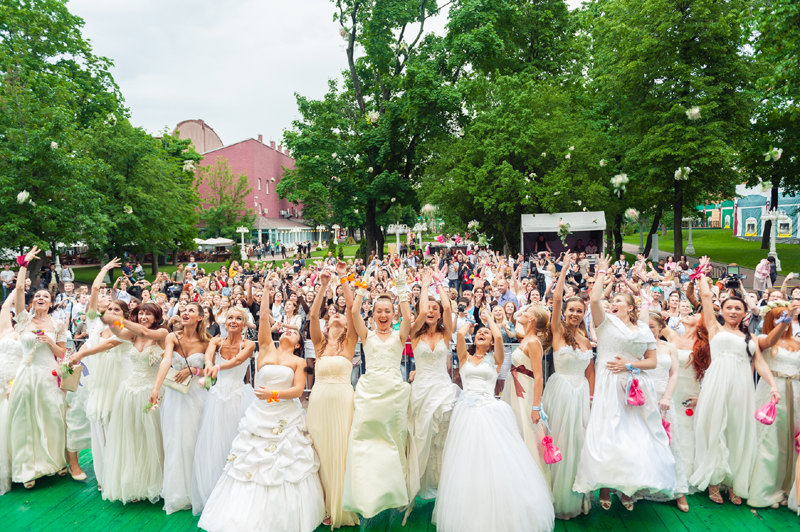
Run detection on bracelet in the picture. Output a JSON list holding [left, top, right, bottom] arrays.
[[531, 406, 542, 412], [16, 256, 29, 268], [214, 364, 220, 372], [624, 362, 634, 371], [267, 390, 280, 403], [776, 311, 792, 325], [589, 395, 594, 401]]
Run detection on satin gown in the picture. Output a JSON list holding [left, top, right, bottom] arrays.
[[673, 348, 699, 490], [689, 332, 757, 498], [102, 343, 165, 504], [406, 338, 460, 501], [161, 352, 208, 514], [573, 315, 676, 498], [198, 364, 324, 532], [307, 355, 359, 528], [0, 336, 23, 494], [342, 330, 411, 518], [8, 312, 68, 483], [500, 345, 549, 478], [541, 345, 592, 519], [433, 358, 554, 532], [747, 345, 800, 507], [192, 353, 255, 514]]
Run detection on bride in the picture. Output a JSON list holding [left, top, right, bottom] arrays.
[[433, 310, 554, 532]]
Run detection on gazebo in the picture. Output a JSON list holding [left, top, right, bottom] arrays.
[[520, 211, 606, 257]]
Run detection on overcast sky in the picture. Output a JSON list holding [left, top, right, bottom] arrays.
[[69, 0, 583, 147]]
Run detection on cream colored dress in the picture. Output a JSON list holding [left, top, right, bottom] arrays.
[[342, 330, 410, 518], [500, 344, 549, 479], [307, 355, 359, 528]]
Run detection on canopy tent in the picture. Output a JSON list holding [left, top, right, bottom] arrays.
[[194, 237, 236, 250], [521, 211, 607, 257]]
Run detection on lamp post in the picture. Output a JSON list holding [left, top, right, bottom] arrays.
[[332, 224, 340, 245], [316, 225, 325, 249], [682, 217, 695, 256], [236, 226, 249, 261], [413, 222, 426, 248], [761, 209, 783, 271]]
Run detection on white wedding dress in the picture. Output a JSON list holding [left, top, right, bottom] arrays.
[[0, 336, 23, 494], [406, 338, 460, 501], [102, 343, 165, 504], [673, 348, 699, 488], [161, 351, 208, 514], [198, 364, 324, 532], [9, 312, 68, 483], [192, 353, 254, 514], [433, 358, 554, 532], [541, 345, 592, 518], [573, 315, 676, 498]]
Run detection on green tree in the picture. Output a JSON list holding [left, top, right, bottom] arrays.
[[586, 0, 755, 257], [0, 0, 123, 275], [196, 158, 254, 240]]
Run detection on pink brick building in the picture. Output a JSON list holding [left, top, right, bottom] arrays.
[[175, 119, 319, 247]]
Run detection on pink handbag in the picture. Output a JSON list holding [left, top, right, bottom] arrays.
[[625, 370, 645, 406], [542, 436, 562, 464], [662, 418, 672, 443], [754, 398, 778, 425]]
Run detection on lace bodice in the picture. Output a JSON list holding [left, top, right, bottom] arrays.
[[596, 314, 656, 366], [709, 331, 755, 363], [315, 355, 352, 384], [413, 338, 450, 379], [0, 336, 23, 388], [127, 343, 163, 390], [15, 311, 67, 367], [363, 330, 404, 375], [255, 364, 295, 391], [461, 359, 497, 403], [649, 344, 673, 392], [552, 345, 593, 387], [762, 345, 800, 377]]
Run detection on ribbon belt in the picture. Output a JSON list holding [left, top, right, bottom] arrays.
[[510, 364, 535, 399], [772, 370, 799, 494]]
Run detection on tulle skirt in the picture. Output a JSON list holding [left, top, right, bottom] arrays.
[[573, 366, 676, 498], [433, 395, 554, 532], [198, 399, 324, 532], [191, 383, 254, 514], [102, 380, 164, 504], [161, 384, 208, 514], [65, 384, 91, 453], [406, 373, 459, 501], [307, 380, 358, 528], [541, 372, 590, 518], [0, 394, 10, 494]]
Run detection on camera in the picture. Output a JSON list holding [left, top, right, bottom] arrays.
[[457, 304, 465, 312], [721, 264, 746, 289]]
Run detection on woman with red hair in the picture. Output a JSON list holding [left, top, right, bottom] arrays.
[[748, 301, 800, 508]]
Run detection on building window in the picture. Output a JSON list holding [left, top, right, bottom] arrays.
[[258, 179, 262, 191], [265, 182, 269, 194]]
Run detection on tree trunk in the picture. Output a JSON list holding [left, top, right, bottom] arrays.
[[172, 249, 178, 265], [760, 186, 779, 249], [364, 200, 378, 259], [643, 208, 663, 257], [613, 212, 623, 257], [605, 225, 613, 255], [377, 227, 385, 260], [151, 251, 159, 275], [501, 229, 510, 256], [673, 182, 684, 259]]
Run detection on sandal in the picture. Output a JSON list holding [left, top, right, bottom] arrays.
[[727, 488, 742, 505], [57, 466, 69, 477], [708, 485, 723, 504], [599, 489, 612, 510], [620, 495, 635, 512], [23, 480, 35, 489]]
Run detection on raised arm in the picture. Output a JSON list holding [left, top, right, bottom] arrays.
[[309, 269, 331, 349], [455, 321, 472, 369], [89, 258, 121, 313], [758, 302, 800, 350], [552, 251, 574, 340], [16, 246, 40, 313], [103, 312, 168, 343], [590, 254, 610, 329], [438, 269, 454, 342], [351, 270, 370, 342], [410, 268, 432, 337], [258, 275, 277, 357], [696, 272, 719, 337], [0, 289, 16, 336], [396, 267, 413, 342], [483, 308, 505, 370]]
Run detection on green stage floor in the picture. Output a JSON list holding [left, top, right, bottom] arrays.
[[4, 450, 798, 531]]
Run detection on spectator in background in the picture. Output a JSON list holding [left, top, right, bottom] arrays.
[[1, 263, 15, 301]]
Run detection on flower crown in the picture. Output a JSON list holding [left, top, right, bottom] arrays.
[[763, 300, 790, 312]]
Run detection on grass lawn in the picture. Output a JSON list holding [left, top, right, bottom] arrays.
[[622, 228, 800, 273]]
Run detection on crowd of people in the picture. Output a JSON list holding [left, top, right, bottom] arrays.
[[0, 241, 799, 532]]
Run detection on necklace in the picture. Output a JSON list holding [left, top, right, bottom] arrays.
[[376, 326, 392, 334]]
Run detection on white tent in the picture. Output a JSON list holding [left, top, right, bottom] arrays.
[[521, 211, 606, 256], [204, 237, 235, 247]]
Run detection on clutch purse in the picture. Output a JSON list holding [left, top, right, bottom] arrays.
[[164, 367, 191, 394]]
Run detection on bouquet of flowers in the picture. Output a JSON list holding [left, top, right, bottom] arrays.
[[557, 220, 571, 245]]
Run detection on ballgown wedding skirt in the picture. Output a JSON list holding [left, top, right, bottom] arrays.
[[433, 358, 554, 532], [0, 336, 23, 494], [198, 364, 324, 532]]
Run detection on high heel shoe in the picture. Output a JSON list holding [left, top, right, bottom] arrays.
[[708, 485, 723, 504], [727, 488, 742, 506], [23, 480, 35, 489], [599, 492, 612, 510], [620, 495, 635, 512], [69, 464, 87, 481]]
